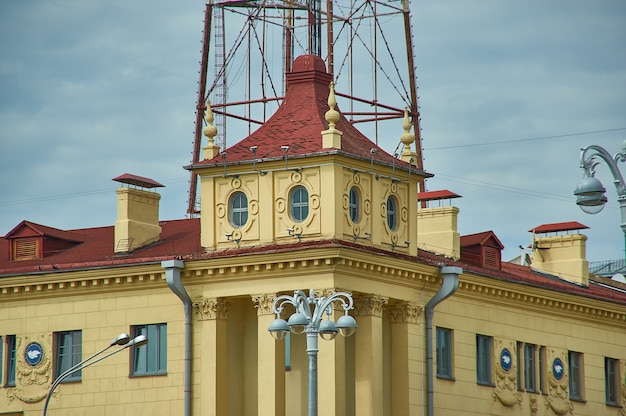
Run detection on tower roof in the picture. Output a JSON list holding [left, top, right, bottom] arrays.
[[190, 55, 427, 174]]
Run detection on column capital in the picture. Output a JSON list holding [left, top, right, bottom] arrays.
[[353, 294, 388, 317], [193, 296, 230, 320], [252, 293, 277, 315], [388, 302, 423, 324]]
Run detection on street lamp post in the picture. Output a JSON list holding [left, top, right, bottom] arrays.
[[574, 140, 626, 258], [42, 333, 148, 416], [268, 289, 357, 416]]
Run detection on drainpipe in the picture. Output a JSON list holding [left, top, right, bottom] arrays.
[[425, 265, 462, 416], [163, 259, 192, 416]]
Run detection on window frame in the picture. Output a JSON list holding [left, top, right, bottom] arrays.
[[386, 195, 398, 231], [229, 191, 249, 228], [5, 335, 16, 387], [605, 357, 620, 406], [523, 343, 537, 392], [131, 323, 167, 377], [289, 186, 309, 223], [476, 334, 493, 386], [568, 351, 584, 401], [54, 330, 82, 383], [436, 327, 454, 379], [349, 186, 360, 223]]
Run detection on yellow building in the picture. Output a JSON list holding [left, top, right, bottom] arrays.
[[1, 55, 625, 416]]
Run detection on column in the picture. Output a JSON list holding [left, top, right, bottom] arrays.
[[388, 302, 423, 416], [353, 294, 388, 416], [194, 297, 230, 416], [317, 289, 348, 416], [252, 293, 285, 416]]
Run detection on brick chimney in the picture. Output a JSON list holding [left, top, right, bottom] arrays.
[[112, 174, 164, 253], [416, 190, 461, 260], [529, 222, 589, 286]]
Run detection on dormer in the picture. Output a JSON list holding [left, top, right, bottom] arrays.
[[460, 231, 504, 270], [187, 55, 432, 256], [4, 221, 83, 261], [529, 221, 589, 286]]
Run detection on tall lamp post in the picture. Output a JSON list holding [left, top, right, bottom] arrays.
[[268, 289, 357, 416], [574, 140, 626, 259], [42, 333, 148, 416]]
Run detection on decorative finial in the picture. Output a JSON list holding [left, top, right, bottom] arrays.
[[325, 82, 340, 130], [400, 107, 415, 154], [203, 100, 218, 146]]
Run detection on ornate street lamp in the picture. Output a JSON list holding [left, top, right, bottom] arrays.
[[268, 289, 357, 416], [574, 141, 626, 258], [42, 333, 148, 416]]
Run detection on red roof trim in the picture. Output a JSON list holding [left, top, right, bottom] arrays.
[[112, 173, 164, 188], [418, 190, 461, 201], [529, 221, 588, 233]]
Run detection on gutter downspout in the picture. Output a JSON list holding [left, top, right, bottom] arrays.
[[425, 265, 462, 416], [163, 259, 192, 416]]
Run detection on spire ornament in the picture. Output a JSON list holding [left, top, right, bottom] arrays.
[[321, 82, 343, 149], [202, 100, 220, 159], [400, 107, 418, 166], [325, 82, 340, 130]]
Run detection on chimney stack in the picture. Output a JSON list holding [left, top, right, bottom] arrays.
[[529, 222, 589, 286], [416, 190, 461, 260], [112, 174, 164, 253]]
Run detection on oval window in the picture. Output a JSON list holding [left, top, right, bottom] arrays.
[[386, 196, 397, 231], [230, 191, 248, 228], [290, 186, 309, 222], [349, 187, 360, 223]]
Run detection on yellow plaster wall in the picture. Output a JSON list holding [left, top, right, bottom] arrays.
[[416, 206, 460, 260], [429, 279, 626, 416]]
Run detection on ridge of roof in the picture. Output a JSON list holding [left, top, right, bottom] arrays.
[[4, 220, 85, 242]]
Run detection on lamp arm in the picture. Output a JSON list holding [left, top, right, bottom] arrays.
[[42, 342, 137, 416], [311, 292, 354, 322], [581, 145, 626, 196]]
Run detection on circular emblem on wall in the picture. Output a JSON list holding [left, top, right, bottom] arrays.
[[552, 357, 564, 380], [500, 348, 512, 372], [24, 342, 44, 367]]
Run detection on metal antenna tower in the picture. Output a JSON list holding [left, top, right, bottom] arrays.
[[187, 0, 423, 216]]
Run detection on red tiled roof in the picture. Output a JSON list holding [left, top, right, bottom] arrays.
[[529, 221, 588, 233], [0, 219, 201, 274], [190, 55, 426, 174]]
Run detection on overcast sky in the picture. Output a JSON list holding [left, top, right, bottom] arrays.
[[1, 1, 625, 263]]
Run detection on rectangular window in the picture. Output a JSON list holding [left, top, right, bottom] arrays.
[[569, 351, 584, 400], [523, 344, 537, 392], [6, 335, 16, 387], [436, 327, 453, 379], [55, 330, 82, 382], [131, 323, 167, 376], [476, 334, 493, 385], [605, 357, 620, 405]]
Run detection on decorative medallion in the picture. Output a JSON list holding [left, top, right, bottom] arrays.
[[552, 357, 564, 380], [24, 342, 43, 367], [500, 348, 512, 372]]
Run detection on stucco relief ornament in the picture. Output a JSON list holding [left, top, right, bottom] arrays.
[[544, 356, 573, 415], [7, 336, 52, 404], [491, 347, 522, 407]]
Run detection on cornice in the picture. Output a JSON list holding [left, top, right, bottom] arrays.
[[457, 271, 626, 326]]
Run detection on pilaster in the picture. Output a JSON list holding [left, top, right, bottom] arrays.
[[252, 293, 285, 416], [353, 294, 388, 416], [194, 297, 230, 416], [388, 302, 423, 416]]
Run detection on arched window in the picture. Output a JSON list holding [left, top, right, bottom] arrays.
[[230, 192, 248, 228], [386, 196, 397, 231], [290, 186, 309, 222], [349, 187, 360, 223]]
